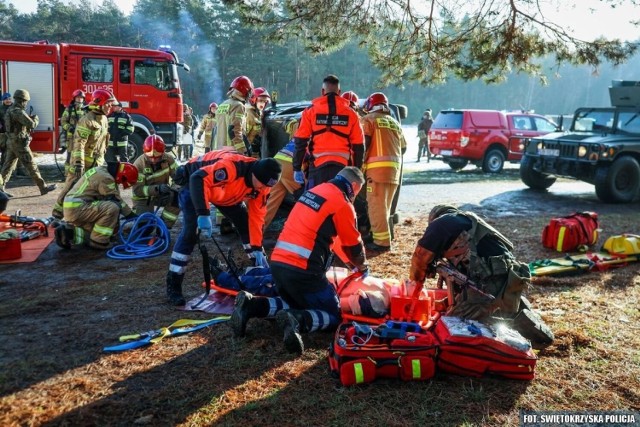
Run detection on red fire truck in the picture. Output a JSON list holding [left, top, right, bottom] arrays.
[[0, 40, 190, 157]]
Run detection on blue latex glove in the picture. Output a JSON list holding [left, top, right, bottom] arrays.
[[197, 215, 213, 238], [293, 170, 305, 184], [252, 250, 269, 268]]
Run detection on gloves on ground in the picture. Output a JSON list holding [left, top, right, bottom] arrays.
[[293, 170, 305, 185], [252, 250, 269, 268], [197, 215, 213, 238]]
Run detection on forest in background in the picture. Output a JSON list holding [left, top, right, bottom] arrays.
[[1, 0, 639, 122]]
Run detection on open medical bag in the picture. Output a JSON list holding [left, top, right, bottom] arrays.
[[328, 320, 438, 386], [434, 316, 537, 380]]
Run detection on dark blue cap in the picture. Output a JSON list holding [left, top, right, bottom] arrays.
[[1, 92, 11, 101]]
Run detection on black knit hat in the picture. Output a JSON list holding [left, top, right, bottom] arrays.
[[252, 158, 282, 187]]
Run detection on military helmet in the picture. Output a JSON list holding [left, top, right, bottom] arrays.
[[13, 89, 30, 102], [428, 204, 459, 223]]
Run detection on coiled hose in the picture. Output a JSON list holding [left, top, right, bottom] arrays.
[[106, 212, 170, 260]]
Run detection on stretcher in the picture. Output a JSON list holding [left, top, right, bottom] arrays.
[[529, 251, 640, 276]]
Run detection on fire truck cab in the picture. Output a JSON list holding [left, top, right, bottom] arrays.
[[0, 40, 189, 158]]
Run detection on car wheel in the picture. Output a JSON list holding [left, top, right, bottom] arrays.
[[482, 148, 505, 173], [520, 155, 556, 190], [447, 159, 468, 171], [126, 133, 144, 161], [594, 156, 640, 203]]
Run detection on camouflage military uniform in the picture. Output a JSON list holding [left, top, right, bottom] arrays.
[[131, 152, 180, 228], [52, 106, 109, 218], [60, 101, 86, 172], [0, 91, 55, 195], [197, 111, 216, 152]]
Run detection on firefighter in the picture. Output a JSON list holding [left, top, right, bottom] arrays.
[[245, 87, 270, 158], [54, 162, 138, 250], [177, 104, 194, 162], [52, 89, 115, 219], [197, 102, 218, 152], [214, 75, 254, 155], [263, 118, 303, 229], [165, 152, 282, 306], [341, 90, 364, 116], [60, 89, 87, 172], [131, 135, 180, 228], [0, 89, 56, 196], [106, 101, 134, 163], [417, 109, 433, 162], [231, 166, 368, 354], [361, 92, 406, 254], [292, 75, 364, 189], [410, 204, 531, 321]]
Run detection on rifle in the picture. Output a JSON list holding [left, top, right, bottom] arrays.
[[434, 260, 494, 308]]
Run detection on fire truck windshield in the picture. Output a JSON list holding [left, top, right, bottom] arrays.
[[134, 60, 176, 91]]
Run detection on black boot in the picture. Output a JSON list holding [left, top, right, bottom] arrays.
[[230, 291, 253, 337], [276, 309, 307, 354], [166, 271, 186, 306], [54, 223, 73, 249]]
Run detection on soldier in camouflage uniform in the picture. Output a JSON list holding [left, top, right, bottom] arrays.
[[197, 102, 217, 152], [132, 135, 180, 228], [177, 104, 194, 161], [52, 89, 115, 219], [0, 92, 13, 169], [0, 89, 56, 196], [214, 76, 254, 154]]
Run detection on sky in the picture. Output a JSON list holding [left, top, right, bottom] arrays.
[[10, 0, 639, 42]]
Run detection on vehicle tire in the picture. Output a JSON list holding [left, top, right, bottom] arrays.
[[127, 133, 145, 161], [447, 159, 468, 171], [520, 155, 556, 190], [594, 156, 640, 203], [482, 148, 505, 173]]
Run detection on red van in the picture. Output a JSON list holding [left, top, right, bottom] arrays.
[[428, 109, 558, 172]]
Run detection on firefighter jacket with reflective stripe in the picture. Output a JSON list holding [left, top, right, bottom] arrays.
[[61, 103, 85, 138], [214, 97, 248, 154], [292, 93, 364, 171], [132, 153, 178, 201], [190, 153, 269, 249], [361, 111, 406, 184], [71, 107, 109, 168], [63, 165, 133, 216], [274, 140, 295, 163], [198, 112, 216, 139], [270, 179, 366, 274], [107, 110, 134, 143], [245, 105, 263, 149]]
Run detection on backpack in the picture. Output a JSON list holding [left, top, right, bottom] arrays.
[[542, 212, 599, 252]]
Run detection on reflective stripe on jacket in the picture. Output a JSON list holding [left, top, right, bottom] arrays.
[[362, 111, 406, 184]]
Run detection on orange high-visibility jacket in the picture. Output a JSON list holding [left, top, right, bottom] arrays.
[[271, 179, 365, 274], [292, 93, 364, 170], [190, 153, 269, 249]]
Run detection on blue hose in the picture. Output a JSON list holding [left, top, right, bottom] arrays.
[[106, 212, 171, 260]]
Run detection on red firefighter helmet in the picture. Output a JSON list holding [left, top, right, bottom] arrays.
[[250, 87, 271, 105], [90, 89, 116, 106], [209, 102, 218, 110], [115, 162, 139, 189], [229, 75, 254, 98], [143, 134, 166, 162], [342, 91, 359, 106], [71, 89, 86, 99], [365, 92, 389, 111]]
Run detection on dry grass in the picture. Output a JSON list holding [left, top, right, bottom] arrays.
[[1, 202, 639, 426]]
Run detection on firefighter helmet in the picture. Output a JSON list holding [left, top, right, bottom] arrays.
[[209, 102, 218, 110], [143, 134, 166, 162], [229, 75, 254, 98], [365, 92, 388, 111], [115, 162, 139, 189], [90, 89, 116, 106], [72, 89, 86, 99], [13, 89, 30, 102], [342, 91, 359, 106], [250, 87, 270, 105]]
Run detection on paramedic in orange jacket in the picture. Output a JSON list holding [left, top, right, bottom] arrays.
[[230, 166, 368, 354], [361, 92, 406, 254], [165, 150, 282, 306], [292, 75, 364, 189]]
